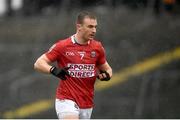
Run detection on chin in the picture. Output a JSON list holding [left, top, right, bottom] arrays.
[[89, 37, 94, 40]]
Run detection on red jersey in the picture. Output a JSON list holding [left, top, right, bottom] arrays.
[[45, 35, 106, 108]]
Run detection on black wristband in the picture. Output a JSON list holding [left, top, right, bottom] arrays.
[[50, 66, 59, 76], [50, 66, 56, 74]]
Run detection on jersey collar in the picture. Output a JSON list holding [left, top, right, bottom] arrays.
[[71, 35, 90, 45]]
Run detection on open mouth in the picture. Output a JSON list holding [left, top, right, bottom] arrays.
[[90, 34, 95, 38]]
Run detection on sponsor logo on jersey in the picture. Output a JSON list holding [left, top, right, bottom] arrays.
[[67, 63, 95, 78]]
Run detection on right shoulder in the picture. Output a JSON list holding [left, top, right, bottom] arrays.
[[55, 37, 71, 46], [47, 37, 71, 52]]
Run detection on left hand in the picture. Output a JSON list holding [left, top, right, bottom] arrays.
[[97, 70, 111, 81]]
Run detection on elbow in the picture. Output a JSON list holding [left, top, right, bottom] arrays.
[[34, 59, 39, 71]]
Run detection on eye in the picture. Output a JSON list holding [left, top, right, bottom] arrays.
[[88, 25, 97, 29], [88, 25, 94, 28]]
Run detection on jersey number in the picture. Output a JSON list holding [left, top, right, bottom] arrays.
[[78, 52, 85, 59], [80, 53, 84, 59]]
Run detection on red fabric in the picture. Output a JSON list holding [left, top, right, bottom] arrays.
[[45, 36, 106, 108]]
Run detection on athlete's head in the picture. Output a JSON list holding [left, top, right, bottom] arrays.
[[76, 11, 97, 41]]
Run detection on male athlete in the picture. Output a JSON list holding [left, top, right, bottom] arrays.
[[34, 11, 112, 119]]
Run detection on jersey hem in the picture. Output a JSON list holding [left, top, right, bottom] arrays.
[[56, 97, 94, 109]]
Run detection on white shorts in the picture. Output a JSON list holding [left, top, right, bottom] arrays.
[[55, 99, 93, 119]]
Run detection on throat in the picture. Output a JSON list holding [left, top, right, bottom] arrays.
[[74, 35, 89, 45]]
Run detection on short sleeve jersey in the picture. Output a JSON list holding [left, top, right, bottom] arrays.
[[45, 35, 106, 108]]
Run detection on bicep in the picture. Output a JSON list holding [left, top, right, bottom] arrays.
[[39, 54, 52, 63], [45, 42, 61, 62]]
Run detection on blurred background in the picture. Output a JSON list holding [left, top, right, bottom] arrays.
[[0, 0, 180, 119]]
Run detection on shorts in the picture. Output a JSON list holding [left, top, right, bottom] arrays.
[[55, 99, 93, 119]]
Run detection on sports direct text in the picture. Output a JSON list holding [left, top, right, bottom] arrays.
[[67, 63, 95, 78]]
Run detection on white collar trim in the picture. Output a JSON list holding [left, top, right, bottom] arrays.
[[71, 35, 76, 44], [71, 35, 90, 45]]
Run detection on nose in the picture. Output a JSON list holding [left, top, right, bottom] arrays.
[[92, 27, 96, 33]]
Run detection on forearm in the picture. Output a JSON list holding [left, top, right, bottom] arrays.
[[97, 61, 113, 81], [106, 67, 112, 78], [98, 61, 112, 76], [34, 54, 52, 74]]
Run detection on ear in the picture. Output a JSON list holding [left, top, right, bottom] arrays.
[[76, 23, 82, 31], [76, 23, 80, 28]]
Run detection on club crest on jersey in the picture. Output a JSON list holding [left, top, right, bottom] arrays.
[[91, 51, 96, 58]]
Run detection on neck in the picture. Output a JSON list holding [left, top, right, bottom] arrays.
[[74, 33, 89, 45]]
